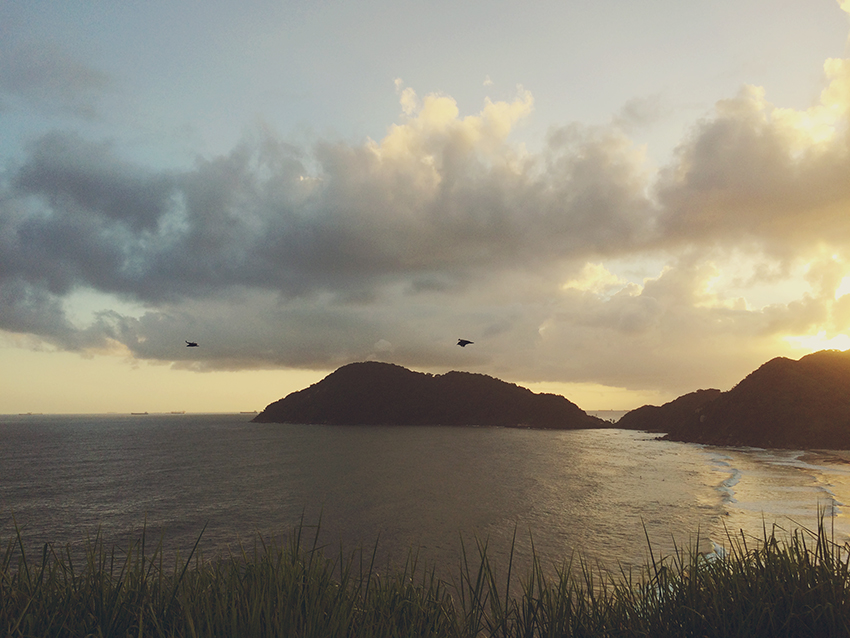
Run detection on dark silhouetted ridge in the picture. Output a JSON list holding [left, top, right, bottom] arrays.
[[617, 389, 722, 434], [659, 349, 850, 448], [253, 361, 608, 429], [616, 349, 850, 449]]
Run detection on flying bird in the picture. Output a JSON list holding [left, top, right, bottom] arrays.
[[457, 339, 474, 347], [185, 341, 199, 347]]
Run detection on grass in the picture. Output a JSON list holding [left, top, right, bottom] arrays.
[[3, 516, 850, 637]]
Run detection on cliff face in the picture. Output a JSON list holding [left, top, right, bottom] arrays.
[[661, 350, 850, 449], [253, 361, 608, 430]]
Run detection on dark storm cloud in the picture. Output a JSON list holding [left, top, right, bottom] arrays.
[[15, 132, 176, 232], [1, 133, 176, 303], [0, 278, 73, 341], [2, 105, 656, 309]]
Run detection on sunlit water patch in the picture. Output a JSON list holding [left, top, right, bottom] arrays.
[[711, 447, 850, 544]]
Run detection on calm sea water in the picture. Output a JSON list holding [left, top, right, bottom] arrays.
[[3, 412, 850, 577]]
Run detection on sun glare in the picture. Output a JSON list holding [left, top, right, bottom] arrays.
[[836, 275, 850, 299], [562, 262, 632, 295], [521, 380, 670, 411], [784, 331, 850, 353]]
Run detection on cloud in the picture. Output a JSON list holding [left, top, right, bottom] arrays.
[[2, 86, 651, 302], [394, 78, 418, 115], [0, 279, 74, 342], [530, 257, 834, 393], [0, 43, 111, 118], [562, 263, 632, 296], [3, 41, 850, 398], [611, 94, 667, 133], [15, 132, 176, 232], [655, 55, 850, 260]]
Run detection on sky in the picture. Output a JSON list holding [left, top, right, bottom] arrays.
[[2, 0, 850, 414]]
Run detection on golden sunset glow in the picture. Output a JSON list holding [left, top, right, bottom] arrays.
[[784, 332, 850, 353]]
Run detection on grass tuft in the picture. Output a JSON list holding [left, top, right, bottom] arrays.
[[2, 515, 850, 637]]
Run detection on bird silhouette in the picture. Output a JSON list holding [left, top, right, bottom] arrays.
[[185, 341, 199, 347], [457, 339, 474, 347]]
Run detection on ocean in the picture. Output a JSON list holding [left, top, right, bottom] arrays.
[[2, 412, 850, 578]]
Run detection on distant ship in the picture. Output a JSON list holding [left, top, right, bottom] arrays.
[[240, 410, 258, 414], [130, 412, 149, 416], [170, 411, 186, 414]]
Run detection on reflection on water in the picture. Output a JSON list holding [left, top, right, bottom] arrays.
[[1, 413, 848, 578]]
